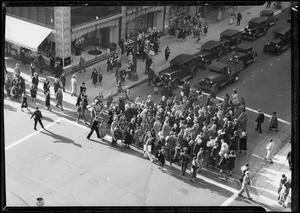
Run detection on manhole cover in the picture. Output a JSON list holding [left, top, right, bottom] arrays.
[[177, 188, 189, 195], [88, 178, 99, 186]]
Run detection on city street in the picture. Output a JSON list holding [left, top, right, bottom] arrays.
[[3, 3, 294, 211]]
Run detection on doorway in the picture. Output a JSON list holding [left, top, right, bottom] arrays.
[[100, 27, 110, 48]]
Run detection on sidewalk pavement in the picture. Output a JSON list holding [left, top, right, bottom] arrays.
[[251, 142, 292, 212]]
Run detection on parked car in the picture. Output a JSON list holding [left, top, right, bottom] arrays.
[[260, 10, 278, 26], [233, 43, 258, 65], [241, 17, 269, 41], [264, 28, 291, 55], [220, 29, 242, 51], [194, 40, 230, 68], [197, 60, 241, 93], [160, 54, 198, 89]]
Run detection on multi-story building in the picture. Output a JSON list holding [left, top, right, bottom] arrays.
[[4, 5, 196, 75]]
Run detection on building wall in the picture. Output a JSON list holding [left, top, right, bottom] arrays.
[[110, 25, 119, 44], [153, 10, 164, 32]]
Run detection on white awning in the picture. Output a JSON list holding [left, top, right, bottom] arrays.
[[5, 15, 54, 52]]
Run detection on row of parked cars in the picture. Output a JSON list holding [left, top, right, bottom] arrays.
[[159, 9, 291, 94]]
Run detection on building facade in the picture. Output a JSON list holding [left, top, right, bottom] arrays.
[[5, 5, 196, 74]]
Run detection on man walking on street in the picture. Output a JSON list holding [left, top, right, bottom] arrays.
[[30, 107, 45, 130], [238, 171, 253, 200], [148, 66, 155, 86], [236, 12, 242, 26], [60, 72, 66, 92], [87, 116, 101, 140], [79, 55, 86, 73], [255, 109, 264, 133]]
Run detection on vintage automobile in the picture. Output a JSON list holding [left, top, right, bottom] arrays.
[[194, 40, 230, 68], [241, 17, 269, 41], [197, 60, 241, 93], [216, 43, 258, 67], [220, 29, 242, 51], [160, 54, 198, 89], [260, 10, 278, 26], [264, 28, 291, 55]]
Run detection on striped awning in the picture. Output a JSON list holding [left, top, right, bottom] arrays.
[[71, 14, 122, 41], [126, 6, 164, 22]]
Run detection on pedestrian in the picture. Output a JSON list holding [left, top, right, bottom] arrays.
[[70, 75, 78, 97], [265, 139, 275, 164], [143, 132, 154, 161], [21, 91, 30, 111], [196, 147, 204, 171], [79, 55, 86, 73], [238, 131, 248, 155], [30, 83, 37, 103], [80, 82, 87, 94], [227, 150, 237, 176], [196, 26, 201, 44], [190, 155, 199, 182], [99, 120, 107, 140], [106, 90, 114, 109], [117, 78, 123, 94], [218, 153, 228, 181], [59, 72, 66, 92], [30, 62, 36, 77], [77, 102, 88, 124], [45, 90, 51, 111], [164, 46, 171, 61], [98, 66, 103, 86], [180, 147, 190, 176], [127, 52, 133, 64], [231, 89, 239, 106], [14, 63, 21, 78], [236, 12, 242, 26], [277, 174, 287, 195], [148, 66, 155, 86], [53, 78, 60, 95], [20, 49, 26, 64], [217, 7, 222, 21], [145, 55, 152, 74], [230, 10, 236, 25], [43, 78, 50, 95], [55, 88, 64, 111], [237, 171, 253, 200], [91, 68, 98, 87], [106, 57, 111, 75], [269, 111, 279, 131], [278, 178, 292, 208], [157, 146, 166, 172], [30, 107, 45, 130], [4, 75, 11, 98], [238, 163, 249, 185], [37, 54, 45, 73], [112, 123, 123, 146], [254, 109, 264, 133], [203, 22, 208, 36], [266, 1, 272, 8], [286, 150, 292, 170], [87, 116, 101, 140], [32, 72, 39, 88]]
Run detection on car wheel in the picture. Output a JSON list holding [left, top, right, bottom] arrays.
[[212, 83, 220, 93], [252, 52, 258, 61], [276, 48, 282, 55]]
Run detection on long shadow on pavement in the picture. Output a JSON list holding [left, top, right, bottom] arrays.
[[41, 129, 82, 148]]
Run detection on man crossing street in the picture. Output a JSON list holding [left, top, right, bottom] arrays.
[[87, 116, 101, 140], [30, 107, 45, 131]]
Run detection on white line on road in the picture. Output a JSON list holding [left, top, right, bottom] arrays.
[[5, 117, 64, 151], [220, 193, 239, 206], [252, 154, 265, 160]]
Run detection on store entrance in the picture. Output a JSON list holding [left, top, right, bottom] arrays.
[[100, 27, 110, 48]]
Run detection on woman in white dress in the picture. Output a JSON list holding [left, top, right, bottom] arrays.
[[70, 75, 78, 97]]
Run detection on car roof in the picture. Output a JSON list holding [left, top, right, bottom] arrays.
[[249, 17, 268, 24], [170, 54, 194, 65], [260, 10, 274, 15], [202, 40, 220, 49], [220, 29, 241, 37], [209, 61, 228, 70], [236, 43, 253, 50], [272, 28, 291, 35]]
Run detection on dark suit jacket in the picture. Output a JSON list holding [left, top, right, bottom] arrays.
[[256, 113, 265, 124]]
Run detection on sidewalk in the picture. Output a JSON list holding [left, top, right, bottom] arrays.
[[251, 142, 292, 212]]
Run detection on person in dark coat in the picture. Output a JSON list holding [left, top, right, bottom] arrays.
[[229, 130, 239, 152], [59, 72, 66, 92], [30, 107, 45, 130], [30, 83, 37, 102], [180, 147, 190, 176], [53, 78, 60, 95], [165, 46, 171, 61], [30, 62, 36, 77], [124, 127, 132, 148], [45, 90, 51, 111], [236, 12, 242, 26], [91, 68, 98, 87], [227, 150, 237, 175], [21, 91, 29, 111], [269, 111, 279, 131], [37, 54, 45, 73], [157, 146, 166, 172], [238, 131, 248, 155], [98, 67, 103, 86], [87, 116, 101, 140], [43, 78, 51, 95], [255, 109, 265, 133], [32, 72, 39, 88], [209, 143, 220, 168]]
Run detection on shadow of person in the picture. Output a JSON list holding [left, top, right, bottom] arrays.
[[41, 129, 82, 148]]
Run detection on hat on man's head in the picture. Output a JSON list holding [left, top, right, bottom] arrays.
[[245, 171, 250, 175]]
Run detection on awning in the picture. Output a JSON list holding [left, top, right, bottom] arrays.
[[126, 6, 164, 22], [5, 15, 54, 52], [71, 14, 122, 41]]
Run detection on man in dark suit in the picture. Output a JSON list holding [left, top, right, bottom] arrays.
[[255, 109, 265, 133], [87, 116, 101, 140], [30, 107, 45, 130]]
